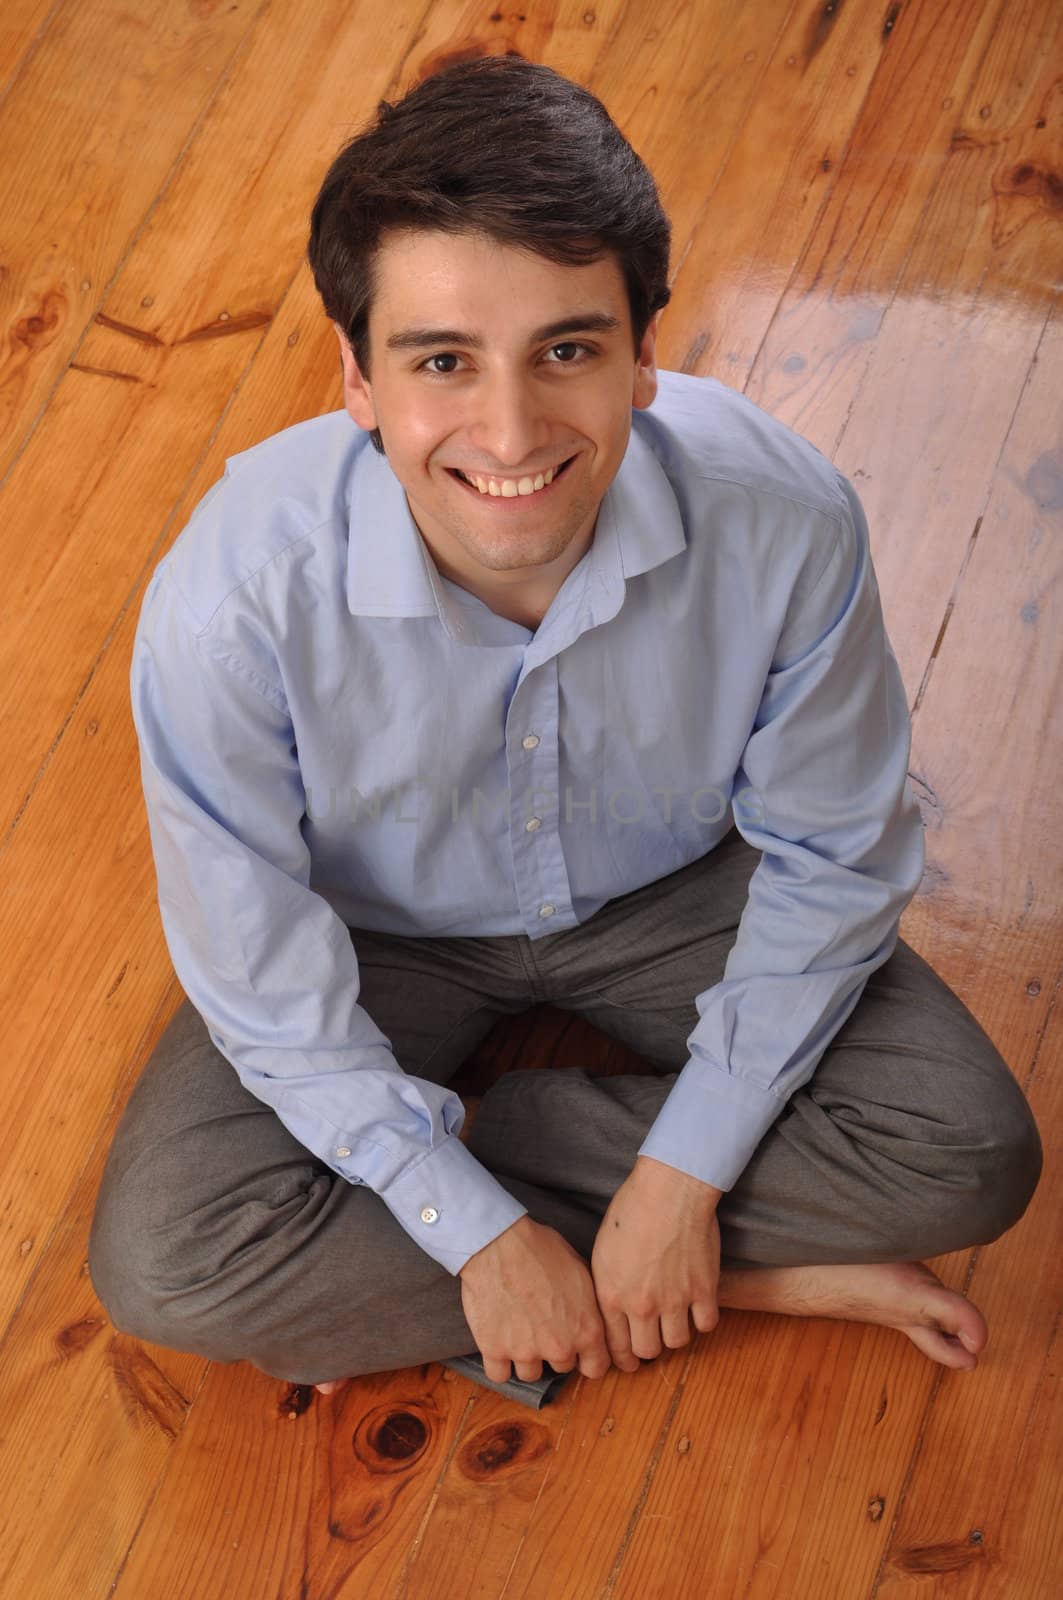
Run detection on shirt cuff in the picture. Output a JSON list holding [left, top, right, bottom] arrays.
[[636, 1058, 787, 1192], [375, 1133, 530, 1276]]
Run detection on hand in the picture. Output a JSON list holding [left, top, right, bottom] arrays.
[[590, 1157, 723, 1369], [458, 1215, 615, 1385]]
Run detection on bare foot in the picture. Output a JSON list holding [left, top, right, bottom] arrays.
[[718, 1259, 988, 1369], [315, 1096, 484, 1396]]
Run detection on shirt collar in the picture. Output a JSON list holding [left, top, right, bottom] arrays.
[[345, 417, 687, 641]]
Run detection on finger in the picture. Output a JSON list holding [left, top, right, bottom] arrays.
[[584, 1316, 623, 1376], [628, 1313, 663, 1362], [692, 1298, 720, 1334], [660, 1305, 693, 1348], [482, 1356, 515, 1384], [602, 1309, 639, 1370], [584, 1346, 618, 1378], [513, 1359, 544, 1382]]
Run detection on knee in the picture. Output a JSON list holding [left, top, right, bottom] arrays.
[[87, 1163, 455, 1384], [87, 1161, 228, 1352], [87, 1179, 161, 1343], [966, 1080, 1043, 1243], [903, 1073, 1043, 1258]]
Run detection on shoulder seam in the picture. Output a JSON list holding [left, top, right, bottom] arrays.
[[689, 468, 846, 529], [800, 483, 862, 619], [190, 516, 335, 638], [160, 564, 289, 712]]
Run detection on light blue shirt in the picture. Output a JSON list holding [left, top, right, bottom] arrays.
[[130, 369, 924, 1276]]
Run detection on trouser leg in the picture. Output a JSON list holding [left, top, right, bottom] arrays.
[[491, 826, 1043, 1265], [87, 930, 602, 1388]]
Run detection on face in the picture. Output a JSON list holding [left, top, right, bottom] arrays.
[[333, 228, 660, 611]]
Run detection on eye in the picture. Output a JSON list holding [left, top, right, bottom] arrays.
[[417, 342, 596, 378], [420, 352, 462, 376], [546, 342, 594, 365]]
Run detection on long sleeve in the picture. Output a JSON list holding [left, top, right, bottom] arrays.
[[637, 470, 926, 1191], [130, 562, 528, 1275]]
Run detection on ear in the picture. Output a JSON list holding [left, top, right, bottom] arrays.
[[632, 311, 661, 412], [333, 321, 379, 433]]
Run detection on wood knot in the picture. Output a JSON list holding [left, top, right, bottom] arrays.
[[337, 1402, 433, 1471], [457, 1418, 552, 1481]]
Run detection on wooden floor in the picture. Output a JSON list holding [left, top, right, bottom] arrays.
[[1, 1, 1059, 1595]]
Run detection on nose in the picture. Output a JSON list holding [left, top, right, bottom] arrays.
[[465, 370, 553, 472]]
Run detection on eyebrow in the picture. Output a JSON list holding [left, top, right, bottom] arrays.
[[385, 311, 623, 353]]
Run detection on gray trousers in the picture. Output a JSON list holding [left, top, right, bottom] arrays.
[[88, 826, 1042, 1399]]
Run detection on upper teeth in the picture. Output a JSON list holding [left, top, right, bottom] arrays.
[[459, 461, 564, 496]]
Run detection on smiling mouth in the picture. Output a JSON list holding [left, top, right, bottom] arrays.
[[447, 454, 577, 500]]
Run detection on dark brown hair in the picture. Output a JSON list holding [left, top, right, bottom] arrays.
[[306, 53, 673, 454]]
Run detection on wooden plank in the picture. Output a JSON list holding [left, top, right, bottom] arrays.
[[817, 0, 1062, 709], [0, 0, 64, 88], [740, 0, 1062, 710], [874, 1028, 1063, 1600], [700, 0, 1005, 418], [0, 0, 263, 477], [93, 1358, 513, 1600], [871, 306, 1063, 1600], [0, 1034, 207, 1599]]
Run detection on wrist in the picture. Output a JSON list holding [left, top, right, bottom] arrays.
[[458, 1213, 535, 1279], [633, 1155, 724, 1207]]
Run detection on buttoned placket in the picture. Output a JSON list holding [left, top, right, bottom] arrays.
[[518, 728, 556, 920]]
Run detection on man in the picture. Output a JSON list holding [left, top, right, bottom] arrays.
[[88, 57, 1040, 1407]]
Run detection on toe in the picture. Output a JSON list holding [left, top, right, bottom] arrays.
[[905, 1324, 979, 1369], [910, 1269, 989, 1357], [937, 1295, 988, 1356]]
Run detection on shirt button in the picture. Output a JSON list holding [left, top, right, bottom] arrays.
[[525, 816, 542, 831], [539, 903, 556, 918], [335, 1147, 351, 1158], [522, 734, 540, 749], [421, 1206, 439, 1225]]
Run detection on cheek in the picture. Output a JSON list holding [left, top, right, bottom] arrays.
[[378, 389, 449, 451]]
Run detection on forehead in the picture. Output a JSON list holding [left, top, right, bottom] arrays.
[[370, 227, 628, 329]]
